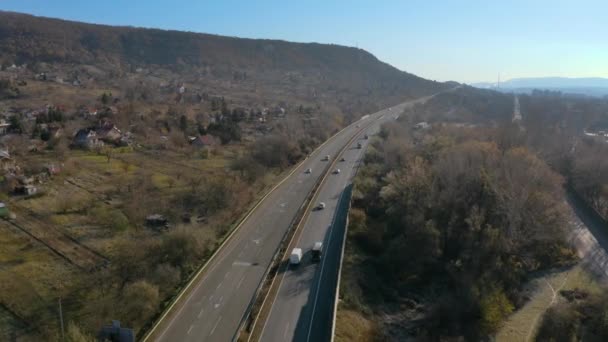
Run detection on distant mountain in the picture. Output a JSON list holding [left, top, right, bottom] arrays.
[[472, 77, 608, 97]]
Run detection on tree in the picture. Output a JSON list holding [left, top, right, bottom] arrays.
[[179, 114, 188, 132], [100, 91, 112, 105], [121, 280, 159, 328], [479, 288, 514, 334], [8, 114, 23, 133]]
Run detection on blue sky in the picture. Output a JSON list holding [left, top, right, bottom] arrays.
[[2, 0, 607, 83]]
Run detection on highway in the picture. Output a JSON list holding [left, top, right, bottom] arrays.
[[258, 99, 428, 342], [148, 98, 423, 342]]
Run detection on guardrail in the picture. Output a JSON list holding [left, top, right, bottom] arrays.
[[142, 114, 373, 342], [234, 145, 333, 341], [241, 118, 380, 342], [330, 141, 368, 341]]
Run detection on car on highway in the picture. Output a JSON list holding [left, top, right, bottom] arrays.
[[289, 248, 302, 266], [357, 142, 362, 149], [333, 168, 341, 174], [322, 155, 330, 161], [316, 202, 326, 210], [305, 168, 312, 174], [311, 242, 323, 262], [364, 134, 369, 139], [340, 157, 345, 162]]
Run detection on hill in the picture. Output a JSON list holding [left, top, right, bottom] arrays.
[[0, 11, 448, 118]]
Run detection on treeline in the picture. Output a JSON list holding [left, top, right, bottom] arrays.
[[408, 88, 608, 222], [342, 122, 575, 340], [517, 91, 608, 221], [405, 86, 514, 124]]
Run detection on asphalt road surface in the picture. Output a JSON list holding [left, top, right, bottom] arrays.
[[258, 99, 427, 342], [151, 98, 425, 342], [568, 191, 608, 282]]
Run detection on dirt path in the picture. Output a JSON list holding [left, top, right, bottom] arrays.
[[496, 196, 608, 341]]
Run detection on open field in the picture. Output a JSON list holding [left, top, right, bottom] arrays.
[[0, 142, 279, 338], [0, 217, 78, 340]]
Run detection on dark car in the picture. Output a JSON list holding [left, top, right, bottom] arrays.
[[311, 241, 323, 262]]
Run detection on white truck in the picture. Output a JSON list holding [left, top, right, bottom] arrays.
[[290, 248, 303, 265]]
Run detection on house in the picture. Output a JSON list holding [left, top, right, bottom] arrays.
[[14, 176, 37, 196], [44, 163, 61, 176], [0, 149, 18, 174], [82, 107, 98, 118], [98, 321, 135, 342], [96, 122, 123, 145], [0, 202, 8, 218], [190, 134, 220, 148], [16, 184, 37, 196], [72, 128, 104, 149], [414, 122, 431, 130], [0, 120, 10, 135]]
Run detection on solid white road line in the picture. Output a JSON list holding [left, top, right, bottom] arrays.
[[210, 316, 222, 336]]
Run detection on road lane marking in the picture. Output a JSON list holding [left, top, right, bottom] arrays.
[[147, 95, 438, 342], [284, 322, 290, 339], [210, 316, 222, 336], [305, 128, 368, 342], [198, 308, 204, 318], [233, 261, 252, 266], [236, 276, 245, 289], [255, 115, 383, 342], [216, 282, 222, 289], [187, 325, 194, 335]]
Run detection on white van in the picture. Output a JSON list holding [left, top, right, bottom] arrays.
[[290, 248, 303, 265]]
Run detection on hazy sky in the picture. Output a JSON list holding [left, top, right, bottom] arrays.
[[2, 0, 607, 83]]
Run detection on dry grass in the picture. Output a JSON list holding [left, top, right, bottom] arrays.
[[0, 220, 77, 339], [335, 308, 379, 342], [495, 265, 600, 342]]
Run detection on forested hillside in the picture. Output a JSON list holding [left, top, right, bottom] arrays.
[[0, 11, 447, 119]]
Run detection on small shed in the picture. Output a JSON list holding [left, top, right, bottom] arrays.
[[190, 134, 219, 148], [146, 214, 168, 229], [414, 122, 431, 130], [98, 320, 134, 342], [0, 202, 9, 218]]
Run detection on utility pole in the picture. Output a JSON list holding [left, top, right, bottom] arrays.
[[58, 297, 65, 341]]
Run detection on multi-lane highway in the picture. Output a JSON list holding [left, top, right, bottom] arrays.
[[258, 99, 430, 342], [147, 97, 428, 342]]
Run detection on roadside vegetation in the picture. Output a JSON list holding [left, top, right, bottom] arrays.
[[338, 87, 608, 340], [338, 119, 575, 340]]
